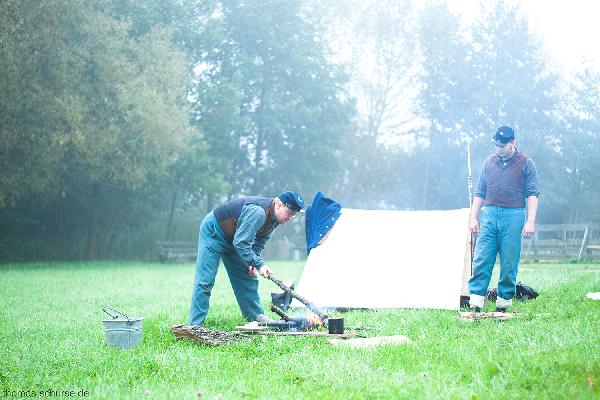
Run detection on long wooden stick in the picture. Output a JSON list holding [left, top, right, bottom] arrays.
[[269, 303, 290, 321], [267, 272, 328, 320]]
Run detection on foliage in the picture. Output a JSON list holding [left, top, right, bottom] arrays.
[[4, 0, 600, 261], [315, 0, 420, 209], [0, 0, 192, 197], [0, 0, 200, 259], [414, 0, 559, 211], [0, 260, 598, 398], [548, 69, 600, 223], [191, 0, 355, 202]]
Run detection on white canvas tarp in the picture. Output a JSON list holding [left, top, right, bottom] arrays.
[[292, 208, 472, 311]]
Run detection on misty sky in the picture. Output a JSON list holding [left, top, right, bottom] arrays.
[[448, 0, 600, 72]]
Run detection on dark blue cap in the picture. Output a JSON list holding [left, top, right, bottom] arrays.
[[278, 191, 304, 211], [493, 126, 515, 144]]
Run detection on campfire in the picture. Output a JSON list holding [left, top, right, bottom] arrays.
[[266, 303, 324, 331], [288, 311, 324, 331], [172, 273, 344, 345], [307, 312, 324, 328]]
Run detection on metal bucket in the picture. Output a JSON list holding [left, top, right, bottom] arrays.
[[102, 308, 143, 349]]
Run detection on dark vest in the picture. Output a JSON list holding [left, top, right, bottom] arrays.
[[483, 151, 528, 208], [213, 197, 276, 242]]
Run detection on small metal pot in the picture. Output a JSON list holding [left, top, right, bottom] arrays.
[[327, 317, 344, 334]]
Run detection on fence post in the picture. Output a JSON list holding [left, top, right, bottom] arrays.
[[577, 226, 589, 262]]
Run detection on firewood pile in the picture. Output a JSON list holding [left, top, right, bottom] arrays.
[[171, 324, 253, 346]]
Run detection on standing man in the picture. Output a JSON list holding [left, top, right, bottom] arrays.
[[468, 126, 540, 313], [189, 191, 304, 326]]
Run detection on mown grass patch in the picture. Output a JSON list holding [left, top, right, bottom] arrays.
[[0, 261, 598, 399]]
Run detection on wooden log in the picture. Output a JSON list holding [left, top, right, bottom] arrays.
[[236, 330, 357, 338], [269, 303, 290, 321], [267, 272, 328, 320], [458, 311, 515, 321], [171, 324, 253, 346]]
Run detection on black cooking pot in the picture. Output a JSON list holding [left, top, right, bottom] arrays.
[[327, 317, 344, 334]]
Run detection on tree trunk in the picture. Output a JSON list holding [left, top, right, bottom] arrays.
[[86, 182, 100, 260], [58, 188, 66, 260], [421, 146, 431, 210], [252, 100, 265, 194], [166, 189, 178, 240], [105, 231, 118, 259], [253, 127, 263, 194], [206, 191, 215, 214], [570, 167, 582, 226]]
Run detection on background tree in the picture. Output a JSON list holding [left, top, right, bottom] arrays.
[[414, 0, 558, 211], [191, 0, 355, 205], [315, 0, 420, 209], [2, 0, 599, 262], [412, 1, 473, 210], [1, 0, 196, 259], [548, 68, 600, 223]]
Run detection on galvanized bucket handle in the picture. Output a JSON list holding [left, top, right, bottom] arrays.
[[103, 307, 129, 320]]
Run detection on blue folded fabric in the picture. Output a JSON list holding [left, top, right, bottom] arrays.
[[305, 192, 342, 255]]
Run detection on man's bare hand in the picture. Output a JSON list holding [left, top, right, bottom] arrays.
[[248, 265, 272, 278], [258, 265, 272, 278], [469, 216, 480, 233], [522, 221, 535, 238]]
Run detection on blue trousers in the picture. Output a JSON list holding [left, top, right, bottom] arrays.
[[468, 206, 526, 301], [188, 212, 264, 326]]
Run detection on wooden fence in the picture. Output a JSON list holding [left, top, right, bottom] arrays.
[[157, 224, 600, 263], [521, 224, 600, 261]]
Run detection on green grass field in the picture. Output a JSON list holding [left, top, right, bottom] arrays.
[[1, 260, 599, 399]]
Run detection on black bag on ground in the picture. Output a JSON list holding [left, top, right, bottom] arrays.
[[486, 282, 539, 302], [515, 282, 539, 301]]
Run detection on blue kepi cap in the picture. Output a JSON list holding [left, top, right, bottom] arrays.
[[278, 191, 304, 211], [493, 126, 515, 144]]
